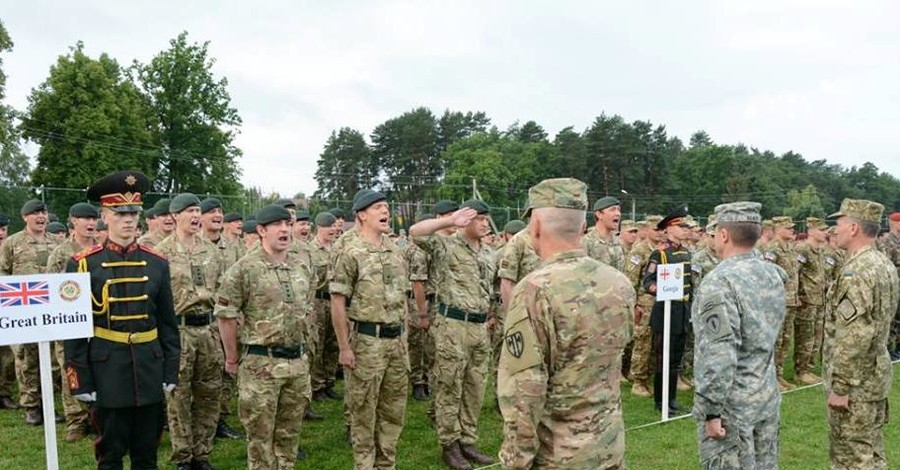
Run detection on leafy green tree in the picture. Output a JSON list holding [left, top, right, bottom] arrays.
[[371, 107, 439, 201], [436, 110, 490, 153], [21, 42, 155, 215], [313, 127, 375, 203], [133, 31, 242, 195], [0, 21, 34, 223]]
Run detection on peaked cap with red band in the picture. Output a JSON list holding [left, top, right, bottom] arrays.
[[86, 170, 150, 213]]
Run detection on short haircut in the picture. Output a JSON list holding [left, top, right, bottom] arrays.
[[859, 220, 880, 238], [533, 207, 585, 241], [718, 222, 760, 248]]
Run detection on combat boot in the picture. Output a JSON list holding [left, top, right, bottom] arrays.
[[796, 372, 821, 385], [676, 376, 693, 391], [324, 387, 342, 400], [0, 396, 19, 409], [459, 442, 494, 465], [304, 407, 325, 421], [215, 419, 244, 439], [24, 407, 42, 425], [412, 384, 429, 401], [192, 460, 215, 470], [631, 382, 652, 397], [65, 425, 86, 443], [441, 441, 472, 470]]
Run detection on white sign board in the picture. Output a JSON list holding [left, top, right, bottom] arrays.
[[0, 272, 93, 346], [655, 263, 685, 302]]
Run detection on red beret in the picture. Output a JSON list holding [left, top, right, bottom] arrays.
[[889, 212, 900, 222]]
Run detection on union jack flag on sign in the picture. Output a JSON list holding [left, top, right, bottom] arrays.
[[0, 281, 51, 307]]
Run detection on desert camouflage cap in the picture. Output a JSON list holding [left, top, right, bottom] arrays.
[[828, 198, 884, 224], [771, 216, 795, 228], [761, 219, 774, 229], [806, 217, 828, 230], [592, 196, 620, 212], [635, 220, 649, 230], [714, 201, 761, 224], [705, 214, 718, 232], [525, 178, 587, 216], [504, 219, 527, 235], [620, 219, 638, 232], [643, 215, 664, 228]]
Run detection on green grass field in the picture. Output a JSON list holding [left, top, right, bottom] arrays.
[[2, 363, 898, 469]]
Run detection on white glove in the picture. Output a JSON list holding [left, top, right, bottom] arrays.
[[74, 392, 97, 403], [163, 383, 176, 393]]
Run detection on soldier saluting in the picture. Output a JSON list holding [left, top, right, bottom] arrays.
[[64, 170, 180, 470]]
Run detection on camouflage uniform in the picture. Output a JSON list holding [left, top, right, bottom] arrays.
[[495, 230, 541, 364], [761, 231, 800, 382], [309, 235, 339, 395], [137, 230, 169, 248], [157, 235, 225, 466], [796, 237, 827, 376], [820, 246, 844, 358], [582, 229, 625, 271], [877, 232, 900, 352], [687, 244, 720, 378], [413, 231, 494, 448], [0, 229, 55, 410], [405, 241, 435, 390], [215, 247, 313, 470], [625, 240, 655, 390], [330, 233, 409, 470]]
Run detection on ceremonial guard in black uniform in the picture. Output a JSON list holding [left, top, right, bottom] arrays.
[[64, 171, 180, 470], [642, 205, 693, 411]]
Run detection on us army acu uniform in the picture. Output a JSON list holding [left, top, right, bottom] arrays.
[[625, 215, 662, 397], [499, 178, 634, 469], [692, 202, 786, 470], [157, 194, 225, 469], [687, 218, 720, 382], [761, 216, 800, 388], [331, 189, 409, 470], [0, 199, 56, 423], [215, 205, 313, 470], [824, 199, 898, 470], [795, 217, 828, 382]]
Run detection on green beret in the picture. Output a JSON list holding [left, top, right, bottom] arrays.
[[169, 193, 201, 213], [296, 209, 310, 221], [526, 178, 588, 216], [352, 189, 387, 213], [275, 198, 296, 209], [461, 199, 490, 215], [48, 213, 59, 223], [96, 220, 108, 231], [144, 207, 158, 219], [0, 214, 9, 227], [328, 207, 346, 219], [242, 220, 258, 234], [69, 203, 99, 218], [434, 200, 459, 215], [153, 198, 172, 216], [246, 213, 256, 222], [593, 196, 620, 212], [415, 213, 435, 223], [200, 197, 222, 214], [20, 199, 47, 216], [714, 202, 761, 224], [223, 212, 242, 223], [829, 198, 884, 224], [315, 212, 337, 227], [47, 222, 67, 234], [504, 219, 526, 235], [256, 204, 291, 226]]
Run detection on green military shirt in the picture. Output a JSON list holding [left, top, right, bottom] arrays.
[[762, 240, 800, 307], [157, 236, 225, 314], [414, 231, 493, 315], [0, 230, 55, 275], [497, 230, 541, 284], [330, 234, 408, 324]]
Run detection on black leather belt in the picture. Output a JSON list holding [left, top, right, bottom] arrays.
[[179, 311, 213, 327], [315, 290, 330, 300], [246, 344, 305, 359], [438, 303, 487, 324], [353, 321, 403, 339]]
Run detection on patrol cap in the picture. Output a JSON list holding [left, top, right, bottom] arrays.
[[296, 209, 310, 221], [86, 170, 150, 213], [714, 201, 761, 224], [200, 197, 222, 214], [169, 193, 201, 214], [434, 200, 459, 216], [504, 219, 527, 235], [415, 213, 435, 223], [223, 212, 242, 223], [635, 220, 649, 230], [47, 222, 67, 234], [828, 198, 884, 224], [592, 196, 620, 212], [96, 220, 108, 231], [620, 220, 638, 232], [275, 198, 296, 209], [761, 219, 774, 230], [705, 214, 718, 233], [461, 199, 490, 215], [658, 205, 689, 230], [256, 204, 292, 226], [524, 178, 587, 217], [20, 199, 47, 216], [351, 189, 387, 213], [153, 198, 172, 216], [643, 215, 663, 229], [771, 216, 795, 229], [806, 217, 828, 230], [328, 207, 346, 219], [242, 220, 258, 234], [69, 202, 99, 218], [683, 215, 698, 229], [0, 214, 9, 227], [315, 212, 337, 227]]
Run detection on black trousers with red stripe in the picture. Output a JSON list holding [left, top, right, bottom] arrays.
[[89, 402, 165, 470]]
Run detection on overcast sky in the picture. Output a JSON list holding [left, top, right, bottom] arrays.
[[4, 1, 900, 197]]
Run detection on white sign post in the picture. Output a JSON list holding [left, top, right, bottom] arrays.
[[0, 272, 93, 470], [655, 263, 685, 421]]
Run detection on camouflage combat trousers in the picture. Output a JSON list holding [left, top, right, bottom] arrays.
[[794, 303, 821, 374], [239, 353, 311, 470], [696, 409, 779, 470], [407, 299, 435, 387], [629, 300, 654, 383], [891, 308, 900, 353], [211, 324, 236, 418], [346, 331, 408, 470], [828, 398, 888, 470], [167, 325, 223, 465], [681, 328, 695, 377], [11, 342, 40, 408], [774, 306, 799, 378], [311, 298, 339, 392], [54, 340, 88, 431], [432, 314, 490, 446], [0, 345, 15, 399]]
